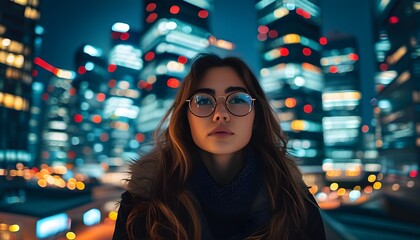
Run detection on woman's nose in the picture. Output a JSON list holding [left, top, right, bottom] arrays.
[[212, 100, 230, 122]]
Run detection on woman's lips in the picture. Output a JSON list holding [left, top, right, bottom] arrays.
[[210, 132, 234, 137], [208, 127, 233, 137]]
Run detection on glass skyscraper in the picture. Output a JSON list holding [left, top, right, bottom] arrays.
[[255, 0, 324, 190]]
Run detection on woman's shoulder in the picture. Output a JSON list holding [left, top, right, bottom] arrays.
[[114, 191, 148, 240], [303, 187, 326, 239], [126, 154, 158, 200], [120, 190, 135, 203]]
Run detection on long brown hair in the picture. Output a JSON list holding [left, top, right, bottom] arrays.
[[125, 53, 309, 239]]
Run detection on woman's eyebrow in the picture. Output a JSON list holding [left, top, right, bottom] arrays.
[[225, 86, 247, 93], [193, 86, 247, 95], [193, 88, 215, 95]]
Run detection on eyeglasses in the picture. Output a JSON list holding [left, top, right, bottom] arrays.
[[186, 91, 255, 117]]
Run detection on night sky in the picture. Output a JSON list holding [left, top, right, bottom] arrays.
[[38, 0, 375, 122]]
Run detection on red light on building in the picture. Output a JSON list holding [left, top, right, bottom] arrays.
[[389, 16, 399, 24], [69, 87, 76, 96], [146, 3, 156, 12], [145, 84, 153, 91], [296, 8, 311, 19], [268, 30, 278, 38], [376, 84, 385, 92], [92, 115, 102, 123], [257, 33, 267, 41], [41, 93, 49, 101], [138, 80, 149, 89], [361, 125, 369, 133], [52, 68, 60, 75], [258, 25, 269, 34], [74, 114, 83, 123], [319, 37, 328, 45], [198, 10, 208, 18], [100, 133, 109, 142], [108, 79, 117, 88], [303, 104, 313, 113], [135, 133, 145, 143], [329, 66, 338, 73], [296, 8, 304, 15], [146, 13, 158, 23], [96, 93, 106, 102], [42, 151, 49, 159], [409, 170, 418, 178], [167, 78, 180, 88], [120, 32, 130, 40], [280, 47, 289, 56], [144, 51, 155, 61], [349, 53, 359, 61], [379, 63, 388, 71], [68, 151, 76, 159], [78, 66, 86, 74], [178, 56, 188, 64], [108, 64, 117, 72], [170, 5, 180, 14], [302, 47, 312, 56], [285, 98, 297, 108], [111, 32, 120, 39], [34, 57, 56, 73]]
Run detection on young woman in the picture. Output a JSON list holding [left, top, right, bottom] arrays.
[[113, 53, 326, 240]]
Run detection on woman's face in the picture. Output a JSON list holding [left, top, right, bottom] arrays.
[[187, 67, 255, 158]]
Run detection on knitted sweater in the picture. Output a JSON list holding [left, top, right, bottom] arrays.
[[112, 150, 326, 240]]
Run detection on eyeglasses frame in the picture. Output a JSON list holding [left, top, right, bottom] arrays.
[[185, 91, 256, 118]]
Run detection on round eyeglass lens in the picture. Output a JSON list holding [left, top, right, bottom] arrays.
[[226, 92, 253, 116], [190, 93, 215, 117]]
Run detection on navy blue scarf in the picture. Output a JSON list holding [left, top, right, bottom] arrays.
[[190, 148, 262, 239]]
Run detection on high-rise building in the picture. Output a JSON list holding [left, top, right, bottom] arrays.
[[137, 0, 233, 146], [28, 80, 44, 166], [0, 0, 40, 168], [256, 1, 324, 174], [373, 0, 419, 209], [67, 45, 110, 178], [27, 25, 44, 168], [105, 22, 142, 168], [40, 71, 75, 167], [320, 34, 378, 185]]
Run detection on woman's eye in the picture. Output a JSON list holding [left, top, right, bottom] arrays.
[[230, 97, 247, 104], [196, 98, 212, 105]]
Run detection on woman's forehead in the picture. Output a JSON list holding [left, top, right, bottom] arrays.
[[197, 67, 245, 89]]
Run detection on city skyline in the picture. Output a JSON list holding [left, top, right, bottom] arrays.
[[1, 0, 419, 239], [38, 0, 372, 76], [38, 0, 377, 136]]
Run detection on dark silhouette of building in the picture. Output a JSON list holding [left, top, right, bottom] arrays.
[[0, 0, 40, 168], [321, 34, 376, 186], [372, 0, 420, 221]]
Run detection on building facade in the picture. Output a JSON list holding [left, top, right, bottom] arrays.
[[320, 35, 378, 186], [105, 23, 142, 167], [256, 0, 324, 170], [373, 0, 419, 208], [137, 0, 233, 148], [67, 45, 110, 178], [0, 0, 40, 168]]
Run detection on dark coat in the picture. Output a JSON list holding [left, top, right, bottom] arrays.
[[112, 189, 326, 240], [113, 151, 326, 239]]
